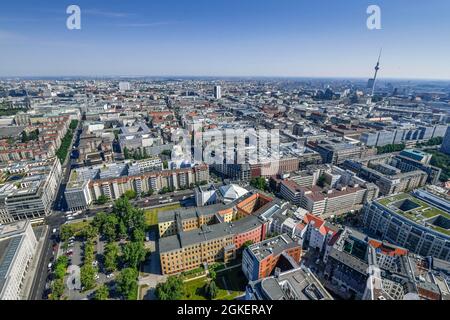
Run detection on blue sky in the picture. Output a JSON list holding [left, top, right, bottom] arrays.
[[0, 0, 450, 79]]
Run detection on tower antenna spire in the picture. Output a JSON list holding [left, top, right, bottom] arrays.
[[371, 48, 382, 97]]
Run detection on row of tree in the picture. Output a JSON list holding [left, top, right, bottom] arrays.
[[376, 143, 406, 155], [123, 147, 150, 161], [80, 240, 98, 291], [416, 137, 443, 148], [58, 196, 147, 300], [93, 197, 147, 300], [50, 256, 69, 300]]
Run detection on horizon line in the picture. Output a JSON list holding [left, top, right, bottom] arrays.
[[2, 75, 450, 82]]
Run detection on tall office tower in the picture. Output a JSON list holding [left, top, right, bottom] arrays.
[[214, 85, 222, 99], [119, 81, 131, 92], [440, 127, 450, 155]]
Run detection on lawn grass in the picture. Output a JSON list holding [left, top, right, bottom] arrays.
[[378, 193, 450, 236], [182, 277, 209, 300], [181, 267, 246, 300], [65, 220, 91, 236], [144, 203, 181, 230]]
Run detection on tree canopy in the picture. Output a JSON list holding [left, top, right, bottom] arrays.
[[205, 281, 218, 300], [122, 241, 146, 269], [156, 276, 184, 300], [250, 177, 268, 191], [116, 268, 138, 300], [104, 242, 120, 273], [94, 285, 109, 300]]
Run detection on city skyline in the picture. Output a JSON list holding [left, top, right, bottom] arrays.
[[1, 0, 450, 80]]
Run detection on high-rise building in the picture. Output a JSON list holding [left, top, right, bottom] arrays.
[[441, 127, 450, 155], [214, 85, 222, 99], [119, 82, 131, 92]]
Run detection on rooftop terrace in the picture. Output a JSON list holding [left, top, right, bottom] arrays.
[[378, 193, 450, 236]]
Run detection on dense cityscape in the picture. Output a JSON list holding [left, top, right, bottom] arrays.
[[1, 1, 450, 309], [0, 73, 450, 302]]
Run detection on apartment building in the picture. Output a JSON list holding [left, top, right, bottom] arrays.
[[67, 161, 209, 203], [242, 234, 302, 281], [302, 213, 339, 252], [0, 116, 72, 163], [280, 180, 376, 217]]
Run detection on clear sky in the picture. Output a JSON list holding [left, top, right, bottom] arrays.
[[1, 0, 449, 79]]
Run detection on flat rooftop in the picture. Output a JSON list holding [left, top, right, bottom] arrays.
[[253, 266, 333, 300], [159, 215, 262, 253], [0, 235, 23, 294], [248, 234, 297, 261], [378, 193, 450, 236]]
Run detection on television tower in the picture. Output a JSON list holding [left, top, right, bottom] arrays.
[[371, 48, 382, 97], [366, 48, 382, 107]]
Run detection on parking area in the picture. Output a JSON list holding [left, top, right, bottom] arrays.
[[62, 236, 117, 300]]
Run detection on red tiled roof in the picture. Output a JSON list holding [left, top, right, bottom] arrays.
[[368, 239, 408, 256], [303, 213, 325, 229]]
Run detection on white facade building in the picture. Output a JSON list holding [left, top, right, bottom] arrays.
[[0, 220, 38, 300]]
